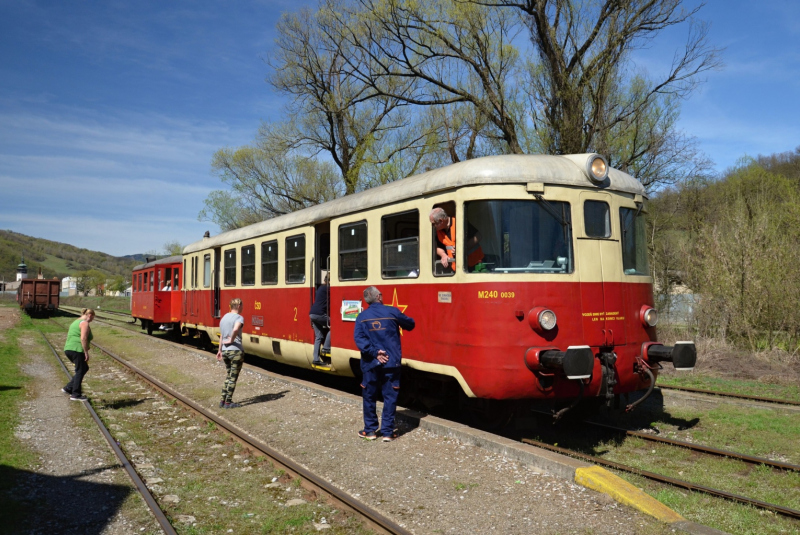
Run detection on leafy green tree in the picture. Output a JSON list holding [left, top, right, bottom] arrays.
[[163, 241, 183, 256], [106, 275, 128, 294]]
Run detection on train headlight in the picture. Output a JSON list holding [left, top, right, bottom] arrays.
[[587, 154, 609, 183], [640, 305, 658, 327], [539, 309, 557, 330], [529, 307, 557, 332]]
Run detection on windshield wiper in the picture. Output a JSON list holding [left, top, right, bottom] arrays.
[[533, 193, 571, 245]]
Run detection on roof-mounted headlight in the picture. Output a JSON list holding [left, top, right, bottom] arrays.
[[587, 155, 608, 184]]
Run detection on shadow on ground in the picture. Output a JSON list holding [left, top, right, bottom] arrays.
[[0, 464, 132, 534]]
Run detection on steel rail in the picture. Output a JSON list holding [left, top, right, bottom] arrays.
[[521, 437, 800, 520], [40, 331, 177, 535], [89, 341, 411, 535], [659, 384, 800, 406], [529, 408, 800, 472], [60, 305, 135, 323], [584, 420, 800, 472]]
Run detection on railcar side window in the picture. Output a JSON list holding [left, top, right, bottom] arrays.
[[339, 222, 367, 280], [203, 255, 211, 288], [464, 200, 573, 274], [584, 201, 611, 238], [241, 245, 255, 286], [431, 201, 456, 277], [150, 270, 154, 291], [261, 240, 278, 285], [182, 260, 186, 289], [382, 211, 419, 278], [224, 249, 236, 286], [173, 266, 180, 290], [620, 207, 650, 275], [286, 235, 306, 284]]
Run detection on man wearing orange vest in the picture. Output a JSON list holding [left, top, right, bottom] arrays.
[[429, 207, 485, 272]]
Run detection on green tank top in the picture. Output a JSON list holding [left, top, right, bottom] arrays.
[[64, 319, 93, 352]]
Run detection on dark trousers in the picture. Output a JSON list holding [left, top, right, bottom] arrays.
[[64, 350, 89, 396], [361, 366, 400, 436]]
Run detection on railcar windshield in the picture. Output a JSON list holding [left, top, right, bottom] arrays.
[[464, 200, 573, 274], [620, 207, 649, 275]]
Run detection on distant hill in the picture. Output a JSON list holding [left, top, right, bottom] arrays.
[[0, 230, 140, 281]]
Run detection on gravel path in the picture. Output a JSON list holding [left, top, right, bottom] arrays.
[[3, 308, 160, 534], [92, 322, 674, 535]]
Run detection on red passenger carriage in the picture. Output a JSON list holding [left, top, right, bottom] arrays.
[[131, 256, 182, 335], [179, 154, 695, 418]]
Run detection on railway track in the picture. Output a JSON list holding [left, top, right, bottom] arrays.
[[54, 308, 800, 528], [520, 436, 800, 520], [522, 411, 800, 520], [39, 329, 177, 535], [46, 317, 410, 535], [658, 383, 800, 407]]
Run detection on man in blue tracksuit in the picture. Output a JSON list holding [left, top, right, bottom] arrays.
[[354, 286, 415, 442]]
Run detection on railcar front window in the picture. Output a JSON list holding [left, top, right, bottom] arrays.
[[224, 249, 236, 286], [339, 222, 367, 280], [241, 245, 255, 286], [584, 200, 611, 238], [464, 200, 573, 273], [286, 235, 306, 284], [620, 207, 650, 275]]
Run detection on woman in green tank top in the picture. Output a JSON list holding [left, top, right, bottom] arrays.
[[62, 308, 95, 401]]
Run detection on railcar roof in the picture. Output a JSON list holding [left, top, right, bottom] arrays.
[[132, 255, 182, 271], [184, 153, 645, 254]]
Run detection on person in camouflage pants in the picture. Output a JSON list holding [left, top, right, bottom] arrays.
[[217, 298, 245, 409]]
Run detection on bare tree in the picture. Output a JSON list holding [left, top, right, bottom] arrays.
[[200, 124, 344, 231], [337, 0, 526, 154], [269, 3, 435, 194], [500, 0, 721, 185]]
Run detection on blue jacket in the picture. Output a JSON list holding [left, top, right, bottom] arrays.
[[354, 302, 415, 371]]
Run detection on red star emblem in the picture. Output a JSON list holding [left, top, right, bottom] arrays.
[[389, 288, 409, 335]]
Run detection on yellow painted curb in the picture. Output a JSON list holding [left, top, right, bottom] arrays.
[[575, 466, 685, 524]]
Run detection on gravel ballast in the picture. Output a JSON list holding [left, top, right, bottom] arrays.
[[84, 322, 676, 535]]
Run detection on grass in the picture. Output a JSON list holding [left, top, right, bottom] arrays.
[[527, 396, 800, 535], [0, 310, 37, 527], [658, 373, 800, 403], [62, 295, 131, 314]]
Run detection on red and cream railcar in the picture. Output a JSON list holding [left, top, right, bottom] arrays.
[[131, 256, 182, 335], [180, 154, 695, 411]]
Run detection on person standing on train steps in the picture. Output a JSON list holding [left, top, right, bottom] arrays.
[[354, 286, 415, 442], [217, 298, 245, 409], [309, 272, 331, 366], [429, 207, 486, 273], [61, 308, 95, 401]]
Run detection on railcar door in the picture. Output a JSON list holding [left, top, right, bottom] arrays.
[[576, 192, 627, 347], [213, 247, 221, 318]]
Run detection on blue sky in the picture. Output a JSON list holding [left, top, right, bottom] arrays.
[[0, 0, 798, 257]]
